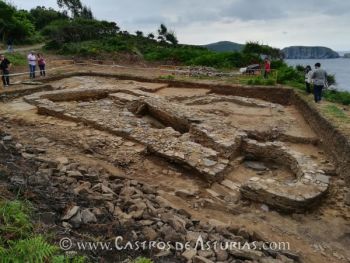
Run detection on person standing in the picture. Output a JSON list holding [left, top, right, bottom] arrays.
[[304, 65, 312, 94], [263, 57, 271, 79], [7, 38, 13, 53], [37, 53, 46, 77], [27, 51, 36, 79], [0, 54, 11, 88], [311, 63, 327, 103]]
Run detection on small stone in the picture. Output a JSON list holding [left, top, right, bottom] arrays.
[[56, 157, 69, 165], [198, 250, 214, 258], [175, 189, 197, 198], [69, 211, 82, 228], [124, 141, 135, 147], [193, 256, 214, 263], [208, 219, 227, 227], [35, 137, 50, 144], [2, 135, 12, 141], [249, 177, 260, 182], [15, 143, 23, 149], [203, 158, 217, 167], [67, 170, 83, 177], [73, 181, 91, 195], [345, 192, 350, 206], [244, 161, 268, 171], [155, 250, 172, 258], [142, 227, 158, 240], [215, 249, 228, 261], [221, 179, 239, 190], [62, 206, 80, 220], [261, 204, 269, 212], [182, 249, 197, 261], [155, 196, 173, 208], [315, 174, 329, 184], [81, 209, 97, 224]]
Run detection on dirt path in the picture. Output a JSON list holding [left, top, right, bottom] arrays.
[[0, 43, 44, 54]]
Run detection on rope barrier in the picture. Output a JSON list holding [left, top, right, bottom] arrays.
[[2, 59, 275, 80], [3, 63, 75, 77]]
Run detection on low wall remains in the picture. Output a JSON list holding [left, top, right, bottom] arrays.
[[292, 92, 350, 186], [1, 72, 349, 187]]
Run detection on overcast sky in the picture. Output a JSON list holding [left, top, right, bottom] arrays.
[[10, 0, 350, 50]]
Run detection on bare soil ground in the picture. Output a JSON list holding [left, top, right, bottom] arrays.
[[1, 64, 350, 263]]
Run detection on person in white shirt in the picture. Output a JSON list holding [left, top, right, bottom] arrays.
[[27, 51, 37, 79], [304, 65, 313, 94]]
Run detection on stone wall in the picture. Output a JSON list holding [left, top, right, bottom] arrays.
[[39, 72, 294, 105], [292, 92, 350, 186]]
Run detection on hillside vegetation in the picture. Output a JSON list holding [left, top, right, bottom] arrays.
[[1, 0, 349, 104]]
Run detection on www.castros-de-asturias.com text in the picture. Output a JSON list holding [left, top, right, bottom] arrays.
[[59, 236, 290, 252]]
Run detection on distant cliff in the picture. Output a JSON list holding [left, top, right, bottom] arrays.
[[282, 46, 340, 59], [344, 53, 350, 58]]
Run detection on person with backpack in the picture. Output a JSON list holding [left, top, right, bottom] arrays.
[[311, 63, 328, 103], [304, 65, 312, 94], [37, 53, 46, 77]]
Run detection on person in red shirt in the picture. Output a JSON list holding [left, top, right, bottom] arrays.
[[37, 53, 46, 77], [263, 57, 271, 79]]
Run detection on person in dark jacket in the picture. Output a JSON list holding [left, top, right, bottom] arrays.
[[311, 63, 328, 103], [0, 54, 11, 88]]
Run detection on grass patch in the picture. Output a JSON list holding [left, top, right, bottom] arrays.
[[158, 75, 175, 80], [323, 105, 350, 121], [324, 90, 350, 106], [0, 200, 33, 244], [3, 52, 27, 66], [240, 76, 276, 86], [0, 200, 86, 263], [134, 257, 153, 263]]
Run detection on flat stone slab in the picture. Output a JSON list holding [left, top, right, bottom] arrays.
[[244, 161, 268, 171]]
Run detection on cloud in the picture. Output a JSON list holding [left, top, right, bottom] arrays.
[[221, 0, 286, 21], [10, 0, 350, 50]]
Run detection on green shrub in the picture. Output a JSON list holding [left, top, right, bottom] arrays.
[[42, 18, 119, 46], [134, 257, 153, 263], [3, 52, 26, 66], [158, 75, 175, 80], [324, 90, 350, 105], [277, 66, 303, 84], [0, 200, 33, 244], [0, 200, 86, 263], [243, 76, 276, 86], [0, 236, 57, 263]]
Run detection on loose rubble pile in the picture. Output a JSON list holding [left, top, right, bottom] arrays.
[[1, 132, 301, 262], [174, 66, 236, 78]]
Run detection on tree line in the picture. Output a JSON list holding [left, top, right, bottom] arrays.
[[0, 0, 178, 46]]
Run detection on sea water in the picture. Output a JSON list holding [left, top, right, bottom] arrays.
[[285, 58, 350, 92]]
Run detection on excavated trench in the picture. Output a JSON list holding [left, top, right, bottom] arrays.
[[1, 74, 349, 262]]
